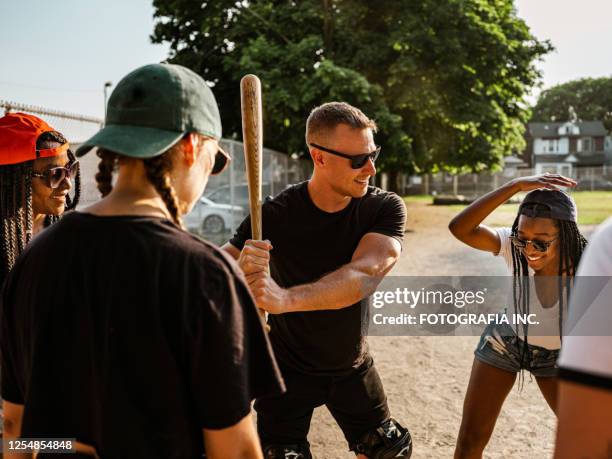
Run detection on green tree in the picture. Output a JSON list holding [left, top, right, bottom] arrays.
[[532, 77, 612, 131], [152, 0, 551, 183]]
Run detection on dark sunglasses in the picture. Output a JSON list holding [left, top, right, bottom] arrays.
[[510, 235, 559, 253], [309, 143, 381, 169], [32, 160, 79, 189], [211, 145, 231, 175]]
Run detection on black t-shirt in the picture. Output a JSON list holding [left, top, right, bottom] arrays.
[[0, 212, 284, 458], [229, 181, 406, 375]]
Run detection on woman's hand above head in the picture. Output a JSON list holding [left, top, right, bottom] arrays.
[[511, 173, 577, 193], [449, 173, 577, 254]]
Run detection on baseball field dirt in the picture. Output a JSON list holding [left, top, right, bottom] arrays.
[[304, 198, 595, 458]]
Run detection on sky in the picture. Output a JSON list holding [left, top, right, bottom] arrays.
[[1, 0, 611, 119], [0, 0, 170, 119], [515, 0, 612, 101]]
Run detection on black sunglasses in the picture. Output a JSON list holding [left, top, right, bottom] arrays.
[[211, 147, 231, 175], [309, 143, 381, 169], [510, 235, 559, 253], [32, 159, 79, 189]]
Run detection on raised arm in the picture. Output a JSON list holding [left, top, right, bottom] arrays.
[[243, 232, 401, 314], [448, 173, 576, 253]]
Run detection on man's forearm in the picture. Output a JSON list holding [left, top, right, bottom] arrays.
[[238, 233, 401, 314], [284, 263, 386, 313]]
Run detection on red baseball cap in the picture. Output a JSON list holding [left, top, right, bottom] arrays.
[[0, 112, 69, 166]]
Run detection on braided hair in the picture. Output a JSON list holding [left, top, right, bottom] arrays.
[[509, 202, 587, 381], [1, 161, 30, 283], [95, 148, 184, 229], [0, 131, 80, 284]]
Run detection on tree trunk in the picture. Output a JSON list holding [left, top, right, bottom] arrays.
[[322, 0, 334, 57], [387, 169, 399, 193]]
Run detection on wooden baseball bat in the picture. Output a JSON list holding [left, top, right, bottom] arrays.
[[240, 75, 263, 240], [240, 74, 267, 325]]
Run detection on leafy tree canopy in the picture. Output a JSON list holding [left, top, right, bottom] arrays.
[[532, 77, 612, 132], [152, 0, 551, 174]]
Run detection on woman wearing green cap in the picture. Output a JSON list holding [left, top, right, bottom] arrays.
[[448, 173, 588, 458], [1, 64, 284, 459]]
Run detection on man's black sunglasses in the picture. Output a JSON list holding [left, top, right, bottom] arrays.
[[309, 143, 381, 169]]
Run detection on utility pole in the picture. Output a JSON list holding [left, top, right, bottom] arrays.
[[103, 81, 113, 125]]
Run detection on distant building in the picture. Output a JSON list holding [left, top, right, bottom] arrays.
[[524, 120, 610, 176], [501, 154, 528, 176]]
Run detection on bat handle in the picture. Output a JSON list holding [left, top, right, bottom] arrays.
[[260, 311, 270, 332], [250, 210, 266, 326]]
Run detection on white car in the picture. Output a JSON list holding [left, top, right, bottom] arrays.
[[184, 197, 245, 234], [205, 182, 272, 208]]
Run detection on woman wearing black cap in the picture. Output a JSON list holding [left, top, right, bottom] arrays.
[[448, 173, 587, 458]]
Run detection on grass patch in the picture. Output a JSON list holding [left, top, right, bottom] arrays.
[[403, 194, 433, 203], [403, 191, 612, 226], [571, 191, 612, 225]]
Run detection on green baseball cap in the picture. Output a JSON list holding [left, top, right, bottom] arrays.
[[76, 63, 223, 158]]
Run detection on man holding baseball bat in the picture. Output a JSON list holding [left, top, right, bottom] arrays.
[[223, 102, 412, 458]]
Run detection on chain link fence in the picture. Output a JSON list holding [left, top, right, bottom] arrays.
[[0, 100, 103, 143], [185, 139, 312, 244], [395, 166, 612, 197], [1, 101, 312, 244]]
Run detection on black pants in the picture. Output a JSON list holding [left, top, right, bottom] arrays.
[[255, 355, 390, 450]]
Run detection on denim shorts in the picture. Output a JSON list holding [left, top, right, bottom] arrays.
[[474, 321, 559, 378]]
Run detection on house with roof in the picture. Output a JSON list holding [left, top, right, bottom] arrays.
[[524, 120, 610, 176]]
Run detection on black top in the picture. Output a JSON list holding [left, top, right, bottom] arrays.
[[1, 212, 284, 458], [229, 182, 406, 375]]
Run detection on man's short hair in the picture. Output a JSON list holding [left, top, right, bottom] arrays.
[[306, 102, 377, 145]]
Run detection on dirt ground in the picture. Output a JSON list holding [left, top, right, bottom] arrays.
[[76, 162, 590, 458], [304, 200, 595, 458]]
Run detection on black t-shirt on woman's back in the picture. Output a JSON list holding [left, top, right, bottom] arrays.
[[0, 212, 284, 458]]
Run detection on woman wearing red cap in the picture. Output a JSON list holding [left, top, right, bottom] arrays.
[[0, 112, 80, 441], [0, 112, 80, 285]]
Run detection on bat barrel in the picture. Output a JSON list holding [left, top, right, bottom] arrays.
[[240, 74, 263, 240], [240, 74, 269, 328]]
